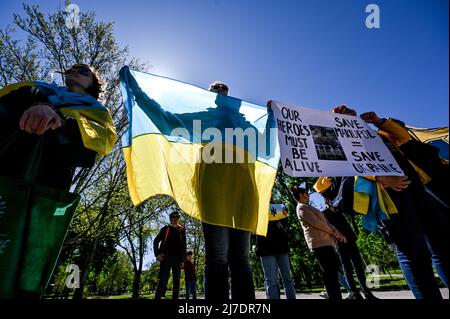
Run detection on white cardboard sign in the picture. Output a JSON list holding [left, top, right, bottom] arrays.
[[272, 101, 404, 177]]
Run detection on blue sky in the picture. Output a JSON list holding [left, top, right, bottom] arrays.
[[1, 0, 448, 268], [0, 0, 448, 128]]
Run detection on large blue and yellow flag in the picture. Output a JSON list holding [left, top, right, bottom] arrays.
[[119, 66, 279, 235]]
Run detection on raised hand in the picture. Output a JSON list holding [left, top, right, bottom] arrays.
[[360, 111, 383, 126]]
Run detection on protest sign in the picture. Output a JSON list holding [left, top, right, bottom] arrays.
[[272, 101, 404, 177]]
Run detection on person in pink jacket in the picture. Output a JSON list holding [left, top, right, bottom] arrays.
[[292, 185, 347, 300]]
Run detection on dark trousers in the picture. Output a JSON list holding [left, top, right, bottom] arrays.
[[337, 241, 371, 294], [386, 188, 443, 299], [185, 280, 197, 300], [419, 193, 450, 289], [313, 246, 342, 300], [154, 255, 181, 300], [202, 222, 255, 301]]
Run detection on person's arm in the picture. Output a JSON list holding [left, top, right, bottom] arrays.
[[120, 66, 184, 135], [375, 176, 410, 191], [379, 119, 411, 146], [298, 205, 341, 237], [19, 104, 63, 135], [358, 172, 410, 192], [360, 112, 412, 191], [361, 112, 411, 146], [0, 85, 49, 113], [360, 111, 385, 128], [153, 227, 165, 258], [253, 100, 277, 161], [175, 226, 187, 267], [181, 227, 187, 259], [1, 85, 62, 135]]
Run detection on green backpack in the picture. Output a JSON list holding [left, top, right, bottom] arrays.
[[0, 131, 80, 299]]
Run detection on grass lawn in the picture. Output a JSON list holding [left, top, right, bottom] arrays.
[[86, 271, 446, 299]]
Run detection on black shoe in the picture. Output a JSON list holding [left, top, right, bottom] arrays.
[[363, 291, 378, 299]]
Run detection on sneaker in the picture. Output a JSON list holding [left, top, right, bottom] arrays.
[[344, 292, 363, 299], [319, 291, 329, 299]]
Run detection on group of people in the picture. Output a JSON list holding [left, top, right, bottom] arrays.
[[151, 87, 448, 301], [0, 65, 448, 300]]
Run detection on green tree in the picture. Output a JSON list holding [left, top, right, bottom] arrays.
[[117, 195, 174, 298], [355, 215, 399, 276], [94, 250, 134, 296]]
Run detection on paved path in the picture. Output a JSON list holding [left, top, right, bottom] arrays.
[[253, 288, 449, 299]]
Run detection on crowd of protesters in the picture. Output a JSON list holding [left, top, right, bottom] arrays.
[[1, 69, 447, 300]]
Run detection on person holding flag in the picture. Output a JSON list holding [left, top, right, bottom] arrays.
[[0, 63, 116, 189], [0, 63, 116, 298], [119, 67, 279, 301]]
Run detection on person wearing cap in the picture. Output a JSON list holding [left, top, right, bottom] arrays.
[[183, 251, 197, 300], [314, 177, 377, 299], [292, 185, 347, 300], [153, 211, 186, 299], [332, 105, 445, 299], [255, 199, 296, 299]]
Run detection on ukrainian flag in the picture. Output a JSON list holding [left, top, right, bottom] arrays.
[[407, 126, 449, 160], [0, 81, 116, 155], [119, 66, 279, 235]]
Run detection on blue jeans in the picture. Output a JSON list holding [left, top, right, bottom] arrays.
[[429, 242, 449, 288], [185, 280, 197, 300], [260, 254, 296, 299], [396, 247, 442, 299], [338, 268, 352, 292], [202, 222, 255, 301]]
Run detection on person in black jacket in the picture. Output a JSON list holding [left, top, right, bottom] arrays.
[[331, 105, 444, 299], [255, 203, 296, 299], [153, 211, 187, 299], [316, 177, 377, 299], [0, 64, 107, 190], [360, 111, 449, 290]]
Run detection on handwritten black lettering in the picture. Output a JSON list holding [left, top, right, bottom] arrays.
[[292, 148, 308, 160], [281, 107, 302, 122], [352, 151, 385, 162]]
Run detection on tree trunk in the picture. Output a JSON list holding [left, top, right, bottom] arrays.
[[132, 270, 141, 299], [73, 197, 112, 300]]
